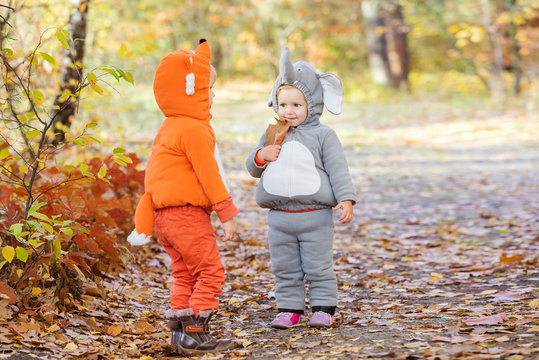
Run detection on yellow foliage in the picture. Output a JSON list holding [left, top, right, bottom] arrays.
[[31, 287, 42, 296], [2, 246, 15, 263]]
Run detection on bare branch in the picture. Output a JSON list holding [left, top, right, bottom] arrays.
[[0, 163, 25, 184], [0, 4, 15, 30], [0, 131, 32, 165], [0, 53, 48, 130]]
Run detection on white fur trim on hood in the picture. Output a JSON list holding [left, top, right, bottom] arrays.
[[127, 229, 151, 246]]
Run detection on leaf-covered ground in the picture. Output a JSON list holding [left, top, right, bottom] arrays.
[[1, 99, 538, 359]]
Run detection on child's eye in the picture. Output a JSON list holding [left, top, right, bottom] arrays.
[[294, 103, 301, 107]]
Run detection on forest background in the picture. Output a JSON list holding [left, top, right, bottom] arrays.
[[0, 0, 538, 359]]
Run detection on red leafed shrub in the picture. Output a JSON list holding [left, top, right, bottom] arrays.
[[0, 152, 144, 308], [0, 19, 139, 314]]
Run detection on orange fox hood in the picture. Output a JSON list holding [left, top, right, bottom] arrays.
[[153, 40, 211, 120]]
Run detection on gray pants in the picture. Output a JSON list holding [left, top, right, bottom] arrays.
[[268, 208, 337, 311]]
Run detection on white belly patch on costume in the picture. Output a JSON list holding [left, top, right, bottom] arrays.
[[263, 141, 321, 197]]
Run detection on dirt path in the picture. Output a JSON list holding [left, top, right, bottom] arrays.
[[2, 108, 537, 360], [143, 110, 538, 359]]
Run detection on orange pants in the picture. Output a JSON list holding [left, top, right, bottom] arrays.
[[154, 205, 225, 315]]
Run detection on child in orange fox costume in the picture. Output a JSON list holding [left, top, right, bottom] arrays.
[[128, 39, 239, 354]]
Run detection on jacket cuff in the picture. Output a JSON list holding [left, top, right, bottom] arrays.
[[213, 197, 239, 223], [254, 150, 267, 166]]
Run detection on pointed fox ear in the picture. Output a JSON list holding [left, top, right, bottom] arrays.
[[196, 39, 211, 60]]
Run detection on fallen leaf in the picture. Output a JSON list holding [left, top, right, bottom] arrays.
[[0, 300, 13, 319], [46, 323, 61, 332], [491, 291, 528, 302], [133, 320, 155, 334], [480, 289, 498, 295], [463, 313, 506, 326], [9, 322, 40, 334], [0, 281, 16, 304], [31, 287, 42, 296], [499, 253, 524, 264], [108, 324, 123, 336], [429, 272, 443, 281], [404, 341, 429, 348], [432, 335, 468, 343]]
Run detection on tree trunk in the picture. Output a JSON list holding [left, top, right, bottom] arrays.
[[362, 0, 389, 85], [506, 0, 521, 95], [383, 3, 409, 90], [481, 0, 506, 102], [51, 0, 90, 145], [362, 0, 409, 89]]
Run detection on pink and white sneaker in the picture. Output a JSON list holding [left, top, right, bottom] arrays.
[[308, 311, 333, 328], [270, 312, 302, 329]]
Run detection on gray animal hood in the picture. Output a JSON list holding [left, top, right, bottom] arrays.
[[268, 47, 344, 125]]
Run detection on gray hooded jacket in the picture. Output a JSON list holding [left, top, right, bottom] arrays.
[[246, 47, 357, 210]]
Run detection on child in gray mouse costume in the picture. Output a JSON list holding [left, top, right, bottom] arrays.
[[246, 47, 357, 328]]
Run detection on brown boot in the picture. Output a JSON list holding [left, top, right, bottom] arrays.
[[165, 309, 193, 352], [197, 310, 235, 351], [176, 309, 235, 354]]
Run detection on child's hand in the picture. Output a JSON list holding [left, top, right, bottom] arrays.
[[257, 145, 282, 162], [221, 218, 237, 241], [333, 200, 354, 224]]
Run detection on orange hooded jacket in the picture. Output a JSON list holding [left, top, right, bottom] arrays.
[[128, 40, 238, 245]]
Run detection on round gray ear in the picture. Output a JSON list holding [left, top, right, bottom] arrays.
[[318, 72, 343, 114]]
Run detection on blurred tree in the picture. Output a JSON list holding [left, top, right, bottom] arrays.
[[481, 0, 506, 102], [505, 0, 522, 94], [7, 0, 533, 101], [362, 0, 410, 90], [414, 0, 538, 99], [501, 0, 539, 95]]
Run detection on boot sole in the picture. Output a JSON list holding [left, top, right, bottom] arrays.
[[178, 343, 237, 354]]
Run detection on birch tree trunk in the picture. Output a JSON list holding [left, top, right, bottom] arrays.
[[51, 0, 90, 145]]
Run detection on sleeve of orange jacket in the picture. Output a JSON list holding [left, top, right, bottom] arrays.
[[212, 197, 238, 223], [181, 124, 238, 221]]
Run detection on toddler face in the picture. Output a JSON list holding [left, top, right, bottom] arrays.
[[277, 86, 307, 128]]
